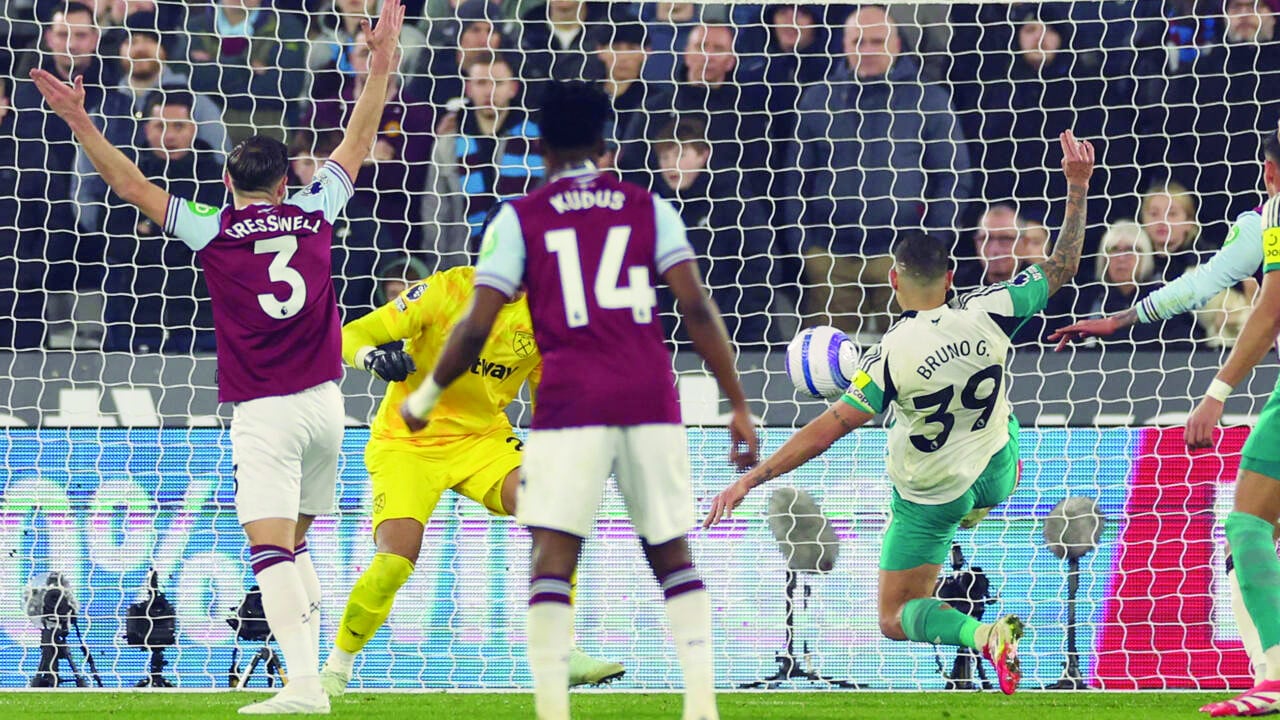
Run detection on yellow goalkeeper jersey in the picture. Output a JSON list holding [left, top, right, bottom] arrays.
[[342, 266, 540, 446]]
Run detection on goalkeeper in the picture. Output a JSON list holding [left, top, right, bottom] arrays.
[[1051, 125, 1280, 689], [320, 264, 625, 695]]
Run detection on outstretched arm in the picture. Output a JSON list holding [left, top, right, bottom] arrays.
[[327, 0, 406, 180], [30, 70, 168, 227], [1038, 130, 1095, 296], [703, 400, 873, 527]]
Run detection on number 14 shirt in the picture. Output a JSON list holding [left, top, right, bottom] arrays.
[[843, 265, 1050, 505], [164, 161, 354, 403], [473, 166, 696, 430]]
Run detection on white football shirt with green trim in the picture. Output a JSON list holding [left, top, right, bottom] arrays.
[[842, 265, 1049, 505]]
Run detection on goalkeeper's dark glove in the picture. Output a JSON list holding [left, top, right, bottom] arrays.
[[363, 347, 417, 382]]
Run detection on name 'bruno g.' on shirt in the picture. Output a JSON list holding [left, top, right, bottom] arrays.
[[842, 265, 1050, 505]]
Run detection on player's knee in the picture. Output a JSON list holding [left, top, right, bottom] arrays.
[[640, 537, 692, 578], [878, 613, 907, 641], [366, 552, 415, 596]]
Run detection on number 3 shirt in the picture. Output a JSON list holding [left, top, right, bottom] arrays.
[[842, 265, 1050, 505], [164, 161, 354, 403], [474, 165, 696, 430]]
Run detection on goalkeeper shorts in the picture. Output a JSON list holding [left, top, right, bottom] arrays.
[[364, 428, 523, 534], [879, 419, 1021, 572], [1242, 384, 1280, 481]]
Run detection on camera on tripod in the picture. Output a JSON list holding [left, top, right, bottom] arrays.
[[226, 585, 284, 688], [124, 569, 177, 687], [934, 544, 994, 690], [23, 572, 102, 687]]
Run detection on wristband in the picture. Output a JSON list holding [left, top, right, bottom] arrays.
[[1206, 378, 1233, 403], [406, 377, 443, 419], [355, 345, 376, 370]]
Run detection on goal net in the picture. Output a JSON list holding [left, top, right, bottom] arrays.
[[0, 0, 1276, 691]]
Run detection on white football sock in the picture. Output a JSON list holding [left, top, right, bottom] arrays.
[[1231, 566, 1268, 683], [256, 561, 319, 682], [294, 544, 323, 659], [664, 589, 718, 720], [326, 648, 355, 674], [528, 602, 572, 720]]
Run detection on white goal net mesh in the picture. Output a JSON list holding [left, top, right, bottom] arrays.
[[0, 0, 1277, 691]]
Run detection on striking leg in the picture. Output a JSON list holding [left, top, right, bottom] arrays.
[[643, 537, 717, 720]]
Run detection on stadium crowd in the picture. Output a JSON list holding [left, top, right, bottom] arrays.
[[0, 0, 1277, 352]]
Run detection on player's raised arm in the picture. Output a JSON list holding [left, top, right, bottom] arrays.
[[1187, 198, 1280, 449], [664, 260, 759, 471], [327, 0, 406, 181], [1037, 130, 1095, 297], [29, 70, 169, 228]]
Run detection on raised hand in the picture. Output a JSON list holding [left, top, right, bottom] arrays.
[[1060, 130, 1096, 187], [29, 69, 89, 124], [363, 0, 406, 73]]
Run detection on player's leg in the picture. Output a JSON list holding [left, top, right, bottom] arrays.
[[518, 427, 613, 720], [232, 393, 327, 714], [294, 514, 321, 656], [616, 424, 715, 720], [1224, 526, 1280, 686], [322, 441, 442, 695], [293, 390, 343, 673], [480, 452, 625, 686]]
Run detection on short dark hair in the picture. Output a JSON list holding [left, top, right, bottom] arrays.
[[592, 22, 646, 49], [124, 11, 160, 42], [143, 88, 194, 119], [891, 230, 951, 282], [464, 49, 519, 77], [654, 115, 709, 153], [1264, 125, 1280, 165], [56, 1, 93, 21], [536, 80, 611, 154], [227, 135, 289, 194]]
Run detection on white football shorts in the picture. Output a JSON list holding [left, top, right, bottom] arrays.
[[230, 381, 344, 525], [517, 423, 692, 545]]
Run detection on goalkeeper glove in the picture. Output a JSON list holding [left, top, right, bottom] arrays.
[[362, 347, 417, 382]]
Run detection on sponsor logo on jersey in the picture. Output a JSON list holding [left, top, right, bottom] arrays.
[[512, 331, 535, 358], [1224, 224, 1241, 247], [187, 200, 219, 217], [471, 357, 514, 380], [394, 298, 408, 312], [479, 228, 499, 261], [406, 283, 427, 301]]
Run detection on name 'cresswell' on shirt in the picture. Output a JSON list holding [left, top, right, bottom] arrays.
[[225, 214, 324, 239]]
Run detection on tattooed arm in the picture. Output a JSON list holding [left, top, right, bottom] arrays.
[[704, 401, 874, 527], [1039, 131, 1097, 296]]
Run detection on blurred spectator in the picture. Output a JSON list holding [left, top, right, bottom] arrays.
[[101, 90, 224, 353], [1169, 0, 1280, 228], [653, 116, 775, 349], [758, 4, 836, 176], [422, 0, 505, 48], [312, 0, 426, 78], [427, 50, 542, 266], [408, 0, 506, 109], [1140, 179, 1210, 280], [517, 0, 607, 98], [647, 22, 769, 199], [374, 254, 430, 306], [1079, 220, 1198, 349], [958, 205, 1075, 345], [94, 0, 166, 60], [81, 14, 228, 234], [591, 21, 654, 186], [288, 128, 341, 186], [971, 7, 1101, 212], [639, 1, 699, 84], [186, 0, 308, 145], [0, 75, 20, 350], [1163, 0, 1225, 74], [783, 5, 972, 336], [9, 1, 109, 348]]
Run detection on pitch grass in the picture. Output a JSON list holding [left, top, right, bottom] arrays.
[[0, 691, 1229, 719]]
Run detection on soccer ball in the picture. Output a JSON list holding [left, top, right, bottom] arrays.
[[785, 326, 860, 400]]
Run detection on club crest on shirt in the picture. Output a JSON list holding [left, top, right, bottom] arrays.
[[406, 283, 428, 301], [513, 331, 535, 358]]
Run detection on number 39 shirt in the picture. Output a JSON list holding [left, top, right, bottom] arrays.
[[842, 266, 1050, 505], [164, 161, 354, 403], [473, 166, 696, 430]]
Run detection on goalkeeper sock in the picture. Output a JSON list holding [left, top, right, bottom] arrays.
[[658, 564, 718, 720], [1226, 512, 1280, 681], [250, 545, 318, 681], [1229, 552, 1268, 682], [295, 541, 322, 660], [335, 552, 414, 656], [528, 576, 573, 720], [901, 597, 983, 650]]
